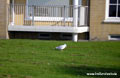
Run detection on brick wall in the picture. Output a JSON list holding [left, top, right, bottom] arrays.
[[0, 0, 9, 39], [90, 0, 120, 40]]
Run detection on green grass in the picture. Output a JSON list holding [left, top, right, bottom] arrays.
[[0, 39, 120, 78]]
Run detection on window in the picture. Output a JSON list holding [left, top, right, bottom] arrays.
[[105, 0, 120, 22], [108, 35, 120, 40], [26, 0, 73, 21], [109, 0, 120, 17], [39, 33, 51, 39], [60, 33, 72, 40]]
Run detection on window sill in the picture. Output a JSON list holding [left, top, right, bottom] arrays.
[[103, 18, 120, 23], [108, 35, 120, 40]]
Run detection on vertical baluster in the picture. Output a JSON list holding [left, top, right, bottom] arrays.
[[23, 5, 25, 26], [61, 6, 62, 26], [17, 5, 19, 25], [53, 6, 54, 17], [58, 6, 59, 26], [32, 5, 34, 26], [50, 6, 53, 25], [67, 6, 68, 26], [71, 6, 74, 26], [39, 6, 41, 26], [70, 6, 72, 26], [36, 6, 37, 17], [50, 6, 52, 26], [68, 6, 70, 26], [36, 6, 37, 26], [16, 5, 18, 25], [64, 5, 66, 26], [18, 5, 20, 25], [19, 5, 21, 25], [20, 5, 22, 25], [18, 5, 19, 25], [55, 6, 56, 26], [19, 5, 20, 25], [38, 6, 39, 17]]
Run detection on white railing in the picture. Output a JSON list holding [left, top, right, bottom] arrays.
[[9, 4, 88, 27]]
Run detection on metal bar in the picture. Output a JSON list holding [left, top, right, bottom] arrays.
[[64, 5, 66, 26], [32, 5, 34, 26], [16, 5, 19, 25]]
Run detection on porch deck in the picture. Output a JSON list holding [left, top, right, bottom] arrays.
[[8, 4, 89, 41], [8, 4, 89, 33], [8, 25, 89, 33]]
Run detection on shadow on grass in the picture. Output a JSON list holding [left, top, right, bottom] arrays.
[[59, 65, 120, 78]]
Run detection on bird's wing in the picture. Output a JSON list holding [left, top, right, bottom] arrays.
[[56, 45, 64, 49], [56, 46, 62, 49]]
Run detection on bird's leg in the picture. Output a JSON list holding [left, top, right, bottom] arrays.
[[61, 49, 63, 51]]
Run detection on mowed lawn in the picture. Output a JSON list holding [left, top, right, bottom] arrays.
[[0, 40, 120, 78]]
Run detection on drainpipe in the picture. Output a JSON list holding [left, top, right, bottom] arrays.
[[87, 0, 90, 40], [72, 0, 79, 42]]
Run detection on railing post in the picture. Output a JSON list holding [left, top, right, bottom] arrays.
[[12, 0, 15, 26], [73, 0, 78, 27], [63, 5, 66, 26], [32, 5, 34, 26], [26, 0, 29, 19], [72, 0, 79, 42]]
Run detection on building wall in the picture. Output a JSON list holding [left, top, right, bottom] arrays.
[[0, 0, 9, 39], [90, 0, 120, 40]]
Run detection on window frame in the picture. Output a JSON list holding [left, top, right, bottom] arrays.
[[60, 33, 72, 40], [25, 0, 73, 22], [108, 34, 120, 40], [105, 0, 120, 23], [39, 33, 52, 39]]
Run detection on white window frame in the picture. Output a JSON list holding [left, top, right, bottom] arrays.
[[108, 35, 120, 40], [104, 0, 120, 23], [25, 0, 73, 22]]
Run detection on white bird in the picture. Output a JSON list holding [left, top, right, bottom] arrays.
[[56, 44, 67, 50]]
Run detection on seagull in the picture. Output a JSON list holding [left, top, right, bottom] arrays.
[[56, 44, 67, 50]]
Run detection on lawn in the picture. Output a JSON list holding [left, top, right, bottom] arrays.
[[0, 39, 120, 78]]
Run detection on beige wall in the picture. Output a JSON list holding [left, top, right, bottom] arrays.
[[0, 0, 9, 39], [14, 0, 26, 4], [82, 0, 87, 6], [90, 0, 120, 40]]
